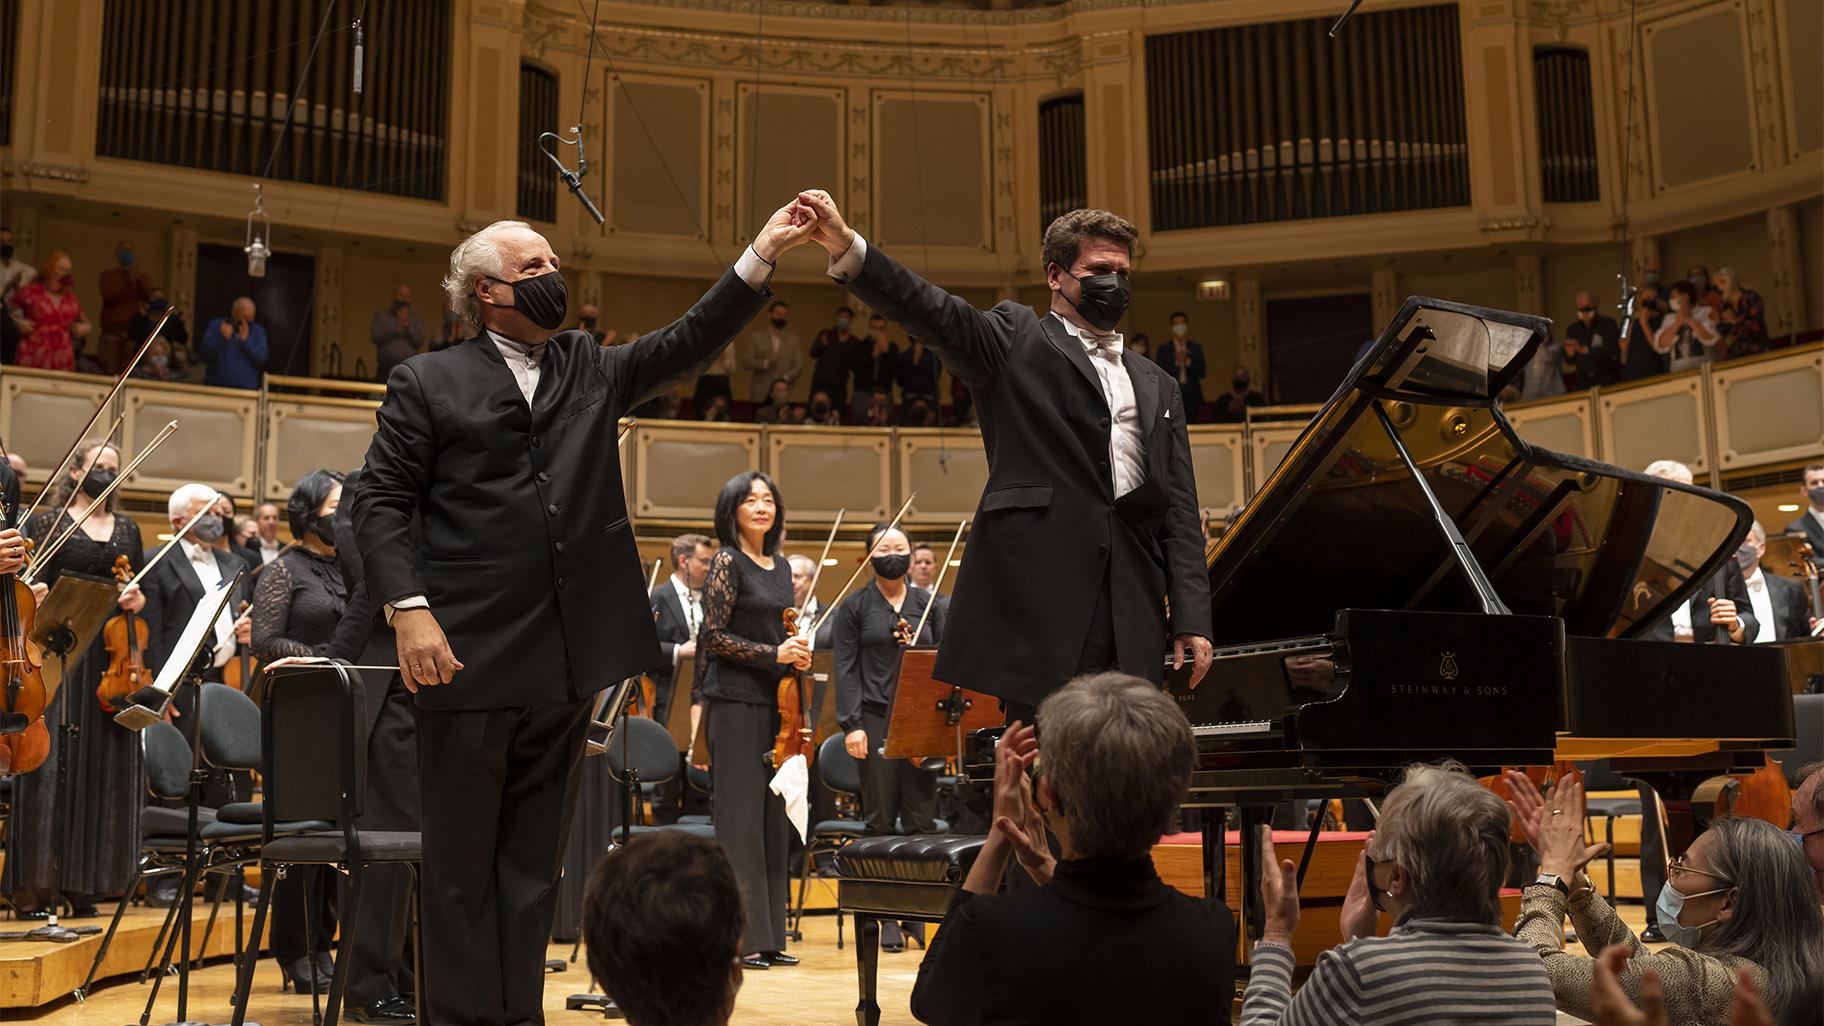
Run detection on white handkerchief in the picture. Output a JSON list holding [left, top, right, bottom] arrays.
[[768, 754, 810, 843]]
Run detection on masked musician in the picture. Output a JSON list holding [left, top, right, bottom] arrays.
[[353, 208, 814, 1025], [792, 192, 1213, 720]]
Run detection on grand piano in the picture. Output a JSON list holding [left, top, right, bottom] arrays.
[[966, 296, 1796, 936]]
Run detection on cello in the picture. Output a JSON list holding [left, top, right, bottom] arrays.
[[97, 555, 151, 715]]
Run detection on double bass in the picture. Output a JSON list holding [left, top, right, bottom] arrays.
[[97, 555, 150, 714]]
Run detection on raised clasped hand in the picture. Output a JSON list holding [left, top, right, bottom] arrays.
[[752, 199, 821, 264]]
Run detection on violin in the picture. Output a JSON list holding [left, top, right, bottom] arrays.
[[892, 614, 915, 646], [1794, 541, 1823, 624], [220, 600, 258, 693], [98, 554, 150, 714], [768, 607, 814, 770], [1, 529, 48, 773]]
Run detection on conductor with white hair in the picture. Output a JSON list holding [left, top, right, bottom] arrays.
[[353, 204, 819, 1026], [138, 481, 253, 679]]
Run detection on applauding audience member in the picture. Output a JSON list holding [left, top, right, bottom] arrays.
[[8, 251, 91, 371], [582, 832, 745, 1026], [1793, 763, 1824, 902], [1590, 944, 1777, 1026], [1240, 762, 1554, 1025], [1714, 267, 1768, 358], [911, 673, 1235, 1026], [1653, 281, 1721, 373], [198, 296, 269, 389], [1510, 772, 1824, 1026]]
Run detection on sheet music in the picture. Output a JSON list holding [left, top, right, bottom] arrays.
[[152, 576, 240, 694]]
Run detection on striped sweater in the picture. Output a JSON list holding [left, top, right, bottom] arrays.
[[1239, 917, 1558, 1026]]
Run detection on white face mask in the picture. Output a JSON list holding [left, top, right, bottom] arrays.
[[1171, 323, 1188, 339]]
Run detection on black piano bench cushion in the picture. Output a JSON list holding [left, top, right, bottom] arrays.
[[837, 835, 984, 885], [261, 830, 423, 864], [141, 805, 218, 839]]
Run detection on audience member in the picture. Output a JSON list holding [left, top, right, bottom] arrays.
[[898, 336, 940, 410], [809, 306, 857, 412], [1790, 762, 1823, 902], [1687, 265, 1723, 311], [1241, 762, 1555, 1025], [0, 224, 34, 364], [1565, 290, 1624, 388], [754, 378, 803, 426], [1589, 943, 1777, 1026], [198, 297, 269, 390], [654, 393, 685, 421], [372, 284, 428, 383], [911, 674, 1236, 1026], [1128, 332, 1151, 360], [804, 389, 841, 427], [582, 831, 745, 1026], [247, 501, 284, 565], [1525, 330, 1568, 399], [693, 339, 737, 414], [1736, 521, 1811, 642], [433, 308, 463, 352], [1623, 273, 1669, 381], [1654, 281, 1721, 373], [699, 394, 732, 423], [901, 395, 937, 428], [96, 241, 154, 372], [1786, 463, 1824, 555], [1714, 268, 1768, 358], [861, 388, 894, 428], [1213, 365, 1264, 422], [743, 300, 801, 403], [1156, 312, 1207, 418], [127, 290, 190, 375], [8, 251, 90, 371], [575, 301, 605, 344], [130, 337, 181, 382], [851, 315, 900, 420], [1510, 772, 1824, 1026]]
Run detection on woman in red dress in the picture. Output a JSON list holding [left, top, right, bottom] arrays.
[[7, 251, 90, 371]]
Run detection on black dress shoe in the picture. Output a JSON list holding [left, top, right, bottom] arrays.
[[739, 955, 771, 970], [1640, 926, 1667, 943], [313, 950, 338, 982], [279, 955, 332, 994], [880, 920, 905, 953], [348, 996, 416, 1024], [13, 908, 49, 921], [762, 952, 799, 966]]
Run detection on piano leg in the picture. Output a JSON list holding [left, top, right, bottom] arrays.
[[1202, 807, 1227, 906], [853, 915, 880, 1026], [1295, 815, 1324, 890], [1239, 806, 1271, 943]]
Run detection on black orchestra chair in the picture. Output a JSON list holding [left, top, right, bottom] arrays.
[[229, 663, 424, 1026], [607, 715, 713, 841], [1577, 760, 1644, 904], [837, 833, 985, 1026], [790, 732, 866, 946]]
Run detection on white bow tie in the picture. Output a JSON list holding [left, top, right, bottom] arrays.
[[1081, 333, 1123, 360], [190, 546, 214, 564], [1746, 576, 1765, 592]]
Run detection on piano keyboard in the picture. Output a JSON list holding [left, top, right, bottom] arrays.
[[1191, 720, 1274, 737]]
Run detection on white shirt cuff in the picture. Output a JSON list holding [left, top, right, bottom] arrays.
[[733, 246, 774, 292], [828, 234, 867, 283], [384, 595, 429, 625]]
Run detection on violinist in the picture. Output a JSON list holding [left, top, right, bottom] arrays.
[[787, 553, 834, 650], [140, 483, 253, 683], [9, 440, 146, 919], [693, 471, 810, 970]]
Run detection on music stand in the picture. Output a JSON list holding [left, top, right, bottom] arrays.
[[0, 571, 117, 943], [129, 575, 249, 1026], [806, 651, 838, 748], [882, 647, 999, 763], [663, 656, 697, 754]]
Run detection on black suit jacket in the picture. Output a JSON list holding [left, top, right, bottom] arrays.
[[911, 857, 1235, 1026], [354, 270, 769, 709], [1638, 567, 1759, 645], [648, 579, 694, 708], [1761, 573, 1811, 642], [838, 243, 1212, 707], [328, 467, 416, 745], [1786, 512, 1824, 559], [140, 542, 252, 677]]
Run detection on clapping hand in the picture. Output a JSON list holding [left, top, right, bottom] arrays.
[[1339, 831, 1378, 941], [1591, 944, 1666, 1026], [1257, 832, 1300, 946], [991, 721, 1054, 885], [1531, 774, 1608, 881]]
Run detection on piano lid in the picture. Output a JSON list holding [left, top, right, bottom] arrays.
[[1207, 297, 1753, 646]]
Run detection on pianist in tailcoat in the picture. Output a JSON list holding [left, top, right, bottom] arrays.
[[798, 193, 1213, 714]]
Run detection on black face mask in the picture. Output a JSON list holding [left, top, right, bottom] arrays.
[[79, 468, 116, 499], [811, 400, 830, 415], [1233, 377, 1250, 391], [1064, 270, 1130, 332], [1364, 852, 1389, 913], [491, 270, 568, 332], [311, 513, 337, 548], [579, 316, 597, 331], [871, 553, 910, 580], [770, 318, 788, 331], [1810, 486, 1824, 509], [220, 514, 237, 539], [0, 245, 14, 260]]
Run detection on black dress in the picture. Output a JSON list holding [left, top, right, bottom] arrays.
[[251, 545, 347, 967], [694, 547, 794, 955], [7, 509, 143, 910], [831, 581, 943, 835]]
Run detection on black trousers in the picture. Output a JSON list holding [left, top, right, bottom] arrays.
[[1006, 570, 1117, 726], [271, 867, 337, 963], [706, 698, 789, 955], [859, 707, 936, 835], [417, 697, 592, 1026], [343, 676, 422, 1006]]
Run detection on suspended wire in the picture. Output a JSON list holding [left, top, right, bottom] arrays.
[[1617, 0, 1641, 281], [256, 0, 343, 183]]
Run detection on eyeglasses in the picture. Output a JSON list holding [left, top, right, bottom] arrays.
[[1667, 855, 1735, 887]]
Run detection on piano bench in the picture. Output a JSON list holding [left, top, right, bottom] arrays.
[[836, 834, 985, 1026]]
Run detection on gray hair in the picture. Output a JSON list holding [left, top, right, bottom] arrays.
[[1034, 672, 1192, 858], [1748, 520, 1766, 545], [787, 554, 816, 575], [1644, 459, 1694, 484], [1697, 817, 1824, 1024], [1372, 762, 1512, 925], [167, 482, 218, 521], [442, 220, 532, 333]]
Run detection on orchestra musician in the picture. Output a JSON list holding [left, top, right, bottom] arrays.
[[1735, 521, 1811, 642], [791, 192, 1214, 719], [908, 542, 949, 622], [9, 440, 146, 918], [787, 553, 834, 650], [692, 471, 810, 970], [650, 533, 713, 726], [353, 207, 815, 1025], [139, 483, 253, 682]]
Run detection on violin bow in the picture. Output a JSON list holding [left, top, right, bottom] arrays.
[[20, 310, 170, 528], [909, 518, 966, 642], [28, 413, 126, 553], [794, 509, 845, 621], [807, 493, 915, 636], [122, 490, 225, 589], [23, 420, 179, 585]]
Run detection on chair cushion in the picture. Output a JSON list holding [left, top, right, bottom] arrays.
[[141, 805, 218, 839], [199, 818, 333, 841], [836, 834, 985, 885], [626, 823, 717, 840], [262, 830, 423, 864], [678, 814, 712, 826], [812, 819, 866, 838], [217, 802, 264, 825], [1586, 797, 1641, 817]]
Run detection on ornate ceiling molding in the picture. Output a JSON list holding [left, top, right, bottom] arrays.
[[530, 0, 1212, 29]]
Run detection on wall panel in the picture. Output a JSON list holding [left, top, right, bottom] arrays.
[[1645, 4, 1756, 190], [738, 86, 842, 246], [610, 76, 708, 238], [874, 93, 990, 250]]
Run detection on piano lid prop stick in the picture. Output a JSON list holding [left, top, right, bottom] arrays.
[[808, 494, 915, 636], [20, 310, 170, 528], [24, 421, 179, 585], [910, 518, 966, 642], [795, 509, 846, 621]]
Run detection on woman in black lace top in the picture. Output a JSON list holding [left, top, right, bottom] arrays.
[[249, 467, 346, 993], [694, 471, 811, 968], [7, 440, 147, 916]]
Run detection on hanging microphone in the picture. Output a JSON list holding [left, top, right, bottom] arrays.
[[1328, 0, 1366, 36], [540, 127, 606, 225], [352, 20, 365, 96]]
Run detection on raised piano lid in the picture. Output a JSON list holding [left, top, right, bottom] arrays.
[[1206, 297, 1754, 646]]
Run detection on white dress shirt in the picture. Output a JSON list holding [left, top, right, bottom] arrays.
[[670, 573, 701, 664], [257, 536, 282, 564], [1742, 567, 1775, 643], [387, 247, 777, 621], [1811, 507, 1824, 532], [828, 233, 1145, 499], [180, 539, 237, 668], [1668, 598, 1694, 642]]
